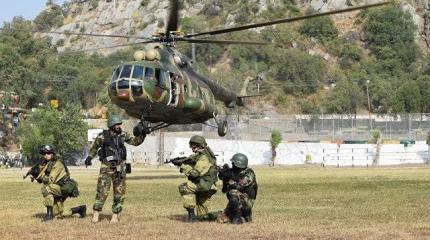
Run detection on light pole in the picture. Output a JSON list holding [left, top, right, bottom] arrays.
[[366, 80, 373, 130]]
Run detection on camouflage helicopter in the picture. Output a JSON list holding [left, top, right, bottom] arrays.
[[27, 0, 388, 136]]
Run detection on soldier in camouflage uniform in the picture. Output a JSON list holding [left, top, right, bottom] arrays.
[[35, 145, 86, 221], [217, 153, 257, 224], [177, 135, 218, 222], [84, 115, 147, 223]]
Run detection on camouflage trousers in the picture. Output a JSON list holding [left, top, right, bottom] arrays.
[[178, 180, 217, 218], [93, 163, 126, 214], [217, 189, 255, 223], [41, 183, 71, 217]]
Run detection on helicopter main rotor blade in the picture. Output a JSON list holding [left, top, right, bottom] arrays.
[[60, 40, 156, 54], [166, 0, 179, 35], [180, 38, 268, 45], [186, 2, 389, 38], [0, 28, 152, 40]]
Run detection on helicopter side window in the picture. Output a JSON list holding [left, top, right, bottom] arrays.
[[145, 67, 155, 83], [112, 67, 121, 81], [132, 65, 144, 80], [155, 68, 168, 88], [120, 65, 132, 78]]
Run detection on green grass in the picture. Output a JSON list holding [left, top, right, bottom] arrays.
[[1, 166, 430, 239]]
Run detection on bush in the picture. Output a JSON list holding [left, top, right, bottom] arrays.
[[298, 15, 338, 42], [33, 4, 64, 31]]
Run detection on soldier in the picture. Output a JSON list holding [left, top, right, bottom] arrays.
[[177, 135, 218, 222], [84, 115, 147, 223], [35, 145, 86, 221], [217, 153, 258, 224]]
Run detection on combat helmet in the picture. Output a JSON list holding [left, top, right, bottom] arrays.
[[107, 114, 123, 128], [39, 145, 55, 154], [231, 153, 248, 168], [189, 135, 207, 147]]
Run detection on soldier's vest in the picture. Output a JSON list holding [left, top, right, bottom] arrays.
[[98, 130, 127, 166], [194, 150, 218, 192], [45, 159, 80, 198]]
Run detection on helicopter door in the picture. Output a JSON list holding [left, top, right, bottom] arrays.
[[168, 72, 179, 107]]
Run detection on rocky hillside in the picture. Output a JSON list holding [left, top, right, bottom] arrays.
[[27, 0, 430, 116], [42, 0, 429, 53]]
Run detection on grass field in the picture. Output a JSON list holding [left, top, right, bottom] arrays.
[[1, 166, 430, 239]]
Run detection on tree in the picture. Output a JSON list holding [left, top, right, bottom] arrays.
[[325, 78, 365, 115], [272, 48, 326, 94], [33, 3, 64, 31], [270, 130, 282, 166], [363, 5, 418, 69], [298, 15, 338, 42], [17, 105, 88, 165], [391, 81, 421, 113]]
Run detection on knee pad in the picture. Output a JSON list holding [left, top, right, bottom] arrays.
[[178, 183, 189, 195], [43, 195, 54, 207], [182, 194, 196, 209], [41, 186, 50, 198]]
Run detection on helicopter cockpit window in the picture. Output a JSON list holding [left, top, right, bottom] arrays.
[[131, 80, 143, 97], [120, 65, 132, 78], [112, 67, 121, 81], [132, 65, 144, 80], [145, 67, 155, 83], [117, 79, 129, 90]]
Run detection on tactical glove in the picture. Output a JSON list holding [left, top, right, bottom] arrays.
[[84, 156, 92, 167]]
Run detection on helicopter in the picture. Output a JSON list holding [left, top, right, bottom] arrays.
[[25, 0, 389, 137]]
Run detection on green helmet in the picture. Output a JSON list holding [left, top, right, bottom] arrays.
[[231, 153, 248, 168], [189, 135, 207, 147], [107, 114, 123, 128]]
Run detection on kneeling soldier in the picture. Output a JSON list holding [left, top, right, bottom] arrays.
[[176, 135, 218, 222], [217, 153, 258, 224], [29, 145, 85, 221]]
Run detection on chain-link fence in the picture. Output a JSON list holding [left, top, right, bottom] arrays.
[[201, 113, 430, 141]]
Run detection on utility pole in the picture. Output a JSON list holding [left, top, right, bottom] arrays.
[[158, 130, 164, 166], [366, 80, 372, 131]]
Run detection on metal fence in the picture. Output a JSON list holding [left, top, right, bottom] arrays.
[[201, 113, 430, 141]]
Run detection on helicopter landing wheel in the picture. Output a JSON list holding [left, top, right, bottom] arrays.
[[217, 120, 228, 137]]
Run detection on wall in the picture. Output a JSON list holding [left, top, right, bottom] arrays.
[[121, 136, 430, 166]]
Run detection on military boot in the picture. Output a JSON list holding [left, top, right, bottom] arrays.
[[43, 206, 54, 222], [242, 208, 252, 223], [186, 208, 197, 223], [231, 208, 243, 225], [91, 210, 100, 223], [71, 205, 87, 218], [110, 213, 120, 223]]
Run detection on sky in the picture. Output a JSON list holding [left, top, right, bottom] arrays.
[[0, 0, 66, 24]]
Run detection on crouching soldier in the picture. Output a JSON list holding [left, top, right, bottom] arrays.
[[27, 145, 85, 221], [217, 153, 257, 224], [176, 135, 218, 222]]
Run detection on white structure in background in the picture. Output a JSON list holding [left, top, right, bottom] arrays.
[[118, 135, 429, 166]]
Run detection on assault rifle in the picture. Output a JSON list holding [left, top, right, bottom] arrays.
[[164, 156, 194, 166], [23, 163, 43, 182], [217, 164, 241, 193]]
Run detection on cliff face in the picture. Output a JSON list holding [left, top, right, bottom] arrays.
[[43, 0, 429, 53]]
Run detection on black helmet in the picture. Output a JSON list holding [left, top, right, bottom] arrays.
[[39, 145, 55, 154]]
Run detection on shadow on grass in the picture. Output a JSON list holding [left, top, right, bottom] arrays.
[[167, 211, 221, 223], [127, 175, 183, 181], [32, 212, 110, 221], [168, 214, 186, 222]]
